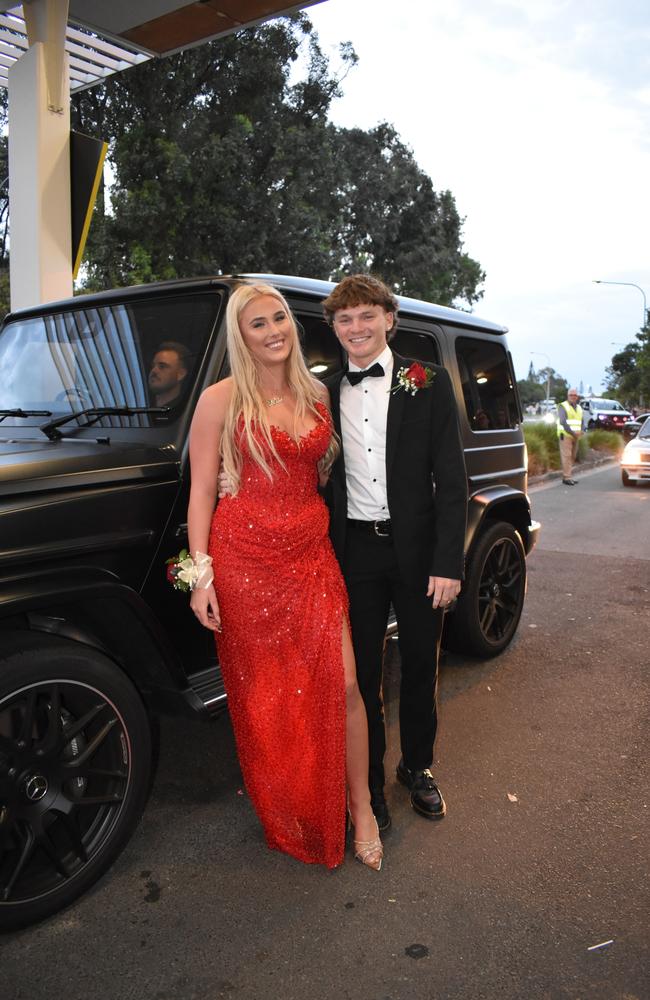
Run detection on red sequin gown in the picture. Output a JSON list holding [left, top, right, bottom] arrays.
[[209, 404, 347, 868]]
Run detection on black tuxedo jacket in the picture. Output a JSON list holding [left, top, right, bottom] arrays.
[[325, 352, 468, 586]]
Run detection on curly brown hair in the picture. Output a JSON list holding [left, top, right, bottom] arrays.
[[322, 274, 399, 339]]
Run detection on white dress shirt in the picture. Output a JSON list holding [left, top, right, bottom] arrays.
[[340, 345, 393, 521]]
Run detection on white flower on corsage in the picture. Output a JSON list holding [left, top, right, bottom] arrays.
[[166, 549, 214, 592], [391, 362, 436, 395]]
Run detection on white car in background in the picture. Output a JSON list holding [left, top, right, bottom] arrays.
[[581, 397, 632, 432], [539, 398, 557, 425], [620, 417, 650, 486]]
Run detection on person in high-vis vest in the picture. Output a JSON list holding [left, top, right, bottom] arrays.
[[557, 388, 583, 485]]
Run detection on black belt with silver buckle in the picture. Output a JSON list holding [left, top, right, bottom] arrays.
[[347, 518, 392, 538]]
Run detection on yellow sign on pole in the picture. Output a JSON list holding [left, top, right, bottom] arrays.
[[70, 130, 108, 279]]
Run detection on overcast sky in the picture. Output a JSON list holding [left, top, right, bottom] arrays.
[[307, 0, 650, 393]]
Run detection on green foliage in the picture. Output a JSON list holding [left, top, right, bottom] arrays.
[[517, 379, 545, 406], [71, 16, 483, 306], [606, 327, 650, 406], [524, 421, 622, 476], [585, 429, 624, 453], [517, 365, 568, 405], [329, 126, 484, 304], [523, 425, 555, 475], [0, 267, 9, 321], [553, 374, 570, 402], [523, 422, 561, 473]]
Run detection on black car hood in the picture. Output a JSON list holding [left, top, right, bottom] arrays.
[[0, 437, 181, 497]]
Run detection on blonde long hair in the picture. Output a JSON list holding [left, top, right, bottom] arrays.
[[221, 283, 339, 491]]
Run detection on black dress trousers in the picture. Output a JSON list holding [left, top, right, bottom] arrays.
[[343, 521, 445, 795]]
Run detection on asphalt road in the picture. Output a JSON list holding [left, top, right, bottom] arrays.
[[3, 463, 649, 1000]]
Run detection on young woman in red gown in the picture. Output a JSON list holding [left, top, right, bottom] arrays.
[[187, 283, 382, 870]]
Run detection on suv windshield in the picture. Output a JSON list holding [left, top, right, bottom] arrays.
[[591, 399, 624, 411], [0, 293, 220, 428]]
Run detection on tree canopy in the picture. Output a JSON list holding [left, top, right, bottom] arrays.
[[517, 365, 568, 406], [605, 322, 650, 406], [69, 14, 483, 306]]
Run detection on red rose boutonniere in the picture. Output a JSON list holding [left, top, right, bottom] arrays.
[[391, 363, 435, 395]]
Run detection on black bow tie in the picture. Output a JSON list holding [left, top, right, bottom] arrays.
[[346, 362, 384, 386]]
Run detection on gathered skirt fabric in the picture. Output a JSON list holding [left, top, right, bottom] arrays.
[[209, 409, 347, 867]]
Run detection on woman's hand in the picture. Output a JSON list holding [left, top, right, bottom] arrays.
[[190, 584, 222, 632], [217, 469, 235, 499]]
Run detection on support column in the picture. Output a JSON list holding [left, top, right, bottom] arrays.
[[8, 0, 72, 311]]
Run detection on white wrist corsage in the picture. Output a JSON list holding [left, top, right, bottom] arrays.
[[166, 549, 214, 592]]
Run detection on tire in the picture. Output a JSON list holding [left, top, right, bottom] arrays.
[[445, 522, 526, 658], [621, 470, 635, 487], [0, 633, 152, 931]]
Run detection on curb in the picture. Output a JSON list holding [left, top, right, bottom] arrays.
[[528, 453, 618, 487]]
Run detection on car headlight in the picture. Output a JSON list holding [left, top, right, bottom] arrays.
[[621, 445, 637, 463]]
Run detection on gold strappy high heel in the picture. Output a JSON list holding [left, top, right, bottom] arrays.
[[353, 817, 383, 872]]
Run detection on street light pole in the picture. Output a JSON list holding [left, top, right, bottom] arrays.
[[593, 280, 648, 330], [531, 351, 551, 402]]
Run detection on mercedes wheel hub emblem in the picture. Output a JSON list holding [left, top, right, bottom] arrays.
[[25, 774, 49, 802]]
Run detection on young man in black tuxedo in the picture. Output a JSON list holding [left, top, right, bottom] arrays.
[[323, 275, 468, 832]]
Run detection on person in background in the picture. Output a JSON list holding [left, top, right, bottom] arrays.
[[473, 408, 491, 431], [557, 387, 583, 486], [148, 342, 189, 408]]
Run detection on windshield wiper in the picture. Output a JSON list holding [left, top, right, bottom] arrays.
[[40, 406, 169, 441], [0, 408, 53, 423]]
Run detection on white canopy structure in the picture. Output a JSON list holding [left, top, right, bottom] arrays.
[[2, 0, 324, 310]]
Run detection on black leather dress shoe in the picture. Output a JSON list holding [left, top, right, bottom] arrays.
[[370, 793, 392, 832], [396, 760, 446, 820]]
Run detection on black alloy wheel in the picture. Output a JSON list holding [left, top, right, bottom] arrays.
[[445, 521, 527, 658], [0, 635, 152, 931]]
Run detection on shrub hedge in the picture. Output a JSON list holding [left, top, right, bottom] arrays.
[[585, 429, 625, 453], [522, 423, 622, 476]]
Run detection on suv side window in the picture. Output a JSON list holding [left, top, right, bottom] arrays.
[[0, 293, 220, 428], [391, 328, 440, 364], [295, 312, 345, 379], [456, 336, 519, 431]]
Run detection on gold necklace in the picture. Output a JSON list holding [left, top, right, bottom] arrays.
[[265, 395, 284, 407]]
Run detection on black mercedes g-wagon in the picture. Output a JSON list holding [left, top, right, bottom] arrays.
[[0, 274, 539, 929]]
